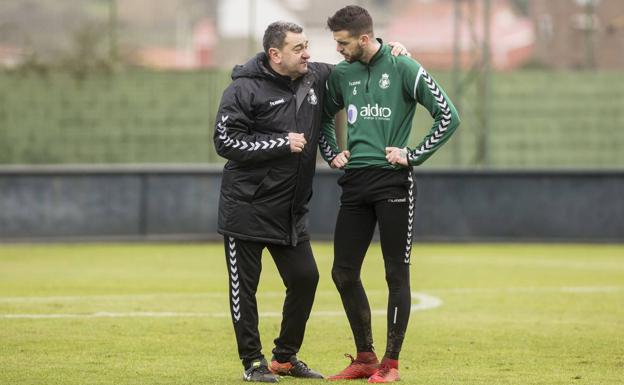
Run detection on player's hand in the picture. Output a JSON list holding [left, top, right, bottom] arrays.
[[331, 150, 351, 169], [288, 132, 307, 153], [385, 147, 409, 166], [388, 41, 411, 58]]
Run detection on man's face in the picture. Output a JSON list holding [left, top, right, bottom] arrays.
[[333, 30, 364, 63], [276, 31, 310, 79]]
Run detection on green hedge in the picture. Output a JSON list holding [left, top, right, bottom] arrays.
[[1, 69, 623, 168]]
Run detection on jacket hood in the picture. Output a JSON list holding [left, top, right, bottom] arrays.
[[231, 52, 273, 80]]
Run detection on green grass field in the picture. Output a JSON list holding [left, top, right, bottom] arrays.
[[1, 243, 623, 385]]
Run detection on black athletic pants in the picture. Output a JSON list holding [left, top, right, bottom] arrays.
[[332, 168, 415, 360], [224, 236, 319, 369]]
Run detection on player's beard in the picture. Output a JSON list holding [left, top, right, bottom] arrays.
[[344, 45, 364, 63]]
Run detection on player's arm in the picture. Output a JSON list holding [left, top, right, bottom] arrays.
[[319, 69, 346, 166], [401, 63, 460, 166], [214, 83, 298, 163]]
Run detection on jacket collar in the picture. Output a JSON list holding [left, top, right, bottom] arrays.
[[363, 38, 386, 66]]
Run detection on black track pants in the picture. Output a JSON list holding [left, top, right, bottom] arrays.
[[332, 168, 415, 360], [224, 237, 319, 368]]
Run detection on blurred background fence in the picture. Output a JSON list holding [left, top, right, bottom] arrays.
[[1, 0, 623, 169], [1, 69, 623, 167]]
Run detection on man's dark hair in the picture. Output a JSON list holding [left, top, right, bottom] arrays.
[[326, 5, 374, 37], [263, 21, 303, 54]]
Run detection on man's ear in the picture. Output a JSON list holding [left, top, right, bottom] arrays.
[[359, 34, 371, 47], [268, 47, 281, 64]]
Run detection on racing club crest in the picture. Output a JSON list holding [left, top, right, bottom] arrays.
[[307, 88, 318, 105], [379, 73, 390, 89]]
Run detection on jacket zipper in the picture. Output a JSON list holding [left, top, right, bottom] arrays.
[[289, 92, 300, 246]]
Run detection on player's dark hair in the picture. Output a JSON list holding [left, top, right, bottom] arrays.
[[326, 5, 374, 37], [263, 21, 303, 54]]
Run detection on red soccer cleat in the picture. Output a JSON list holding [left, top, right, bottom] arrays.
[[367, 358, 400, 383], [327, 352, 379, 380]]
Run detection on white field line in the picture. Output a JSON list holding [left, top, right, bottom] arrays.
[[0, 292, 442, 320], [1, 286, 620, 304], [1, 286, 622, 320], [0, 290, 389, 303]]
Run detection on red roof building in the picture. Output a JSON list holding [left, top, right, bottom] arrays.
[[386, 0, 535, 71]]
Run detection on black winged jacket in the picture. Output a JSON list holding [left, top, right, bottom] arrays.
[[214, 53, 332, 246]]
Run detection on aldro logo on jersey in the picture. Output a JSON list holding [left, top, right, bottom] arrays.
[[347, 104, 393, 124]]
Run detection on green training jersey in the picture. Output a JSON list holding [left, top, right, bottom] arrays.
[[320, 43, 460, 168]]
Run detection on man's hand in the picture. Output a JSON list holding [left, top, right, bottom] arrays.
[[289, 132, 307, 153], [331, 150, 351, 169], [385, 147, 409, 166], [388, 41, 411, 58]]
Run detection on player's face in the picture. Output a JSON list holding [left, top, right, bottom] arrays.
[[333, 30, 364, 63], [277, 31, 310, 79]]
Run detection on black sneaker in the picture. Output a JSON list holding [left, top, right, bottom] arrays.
[[243, 359, 279, 383], [270, 356, 324, 379]]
